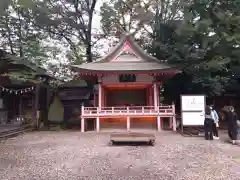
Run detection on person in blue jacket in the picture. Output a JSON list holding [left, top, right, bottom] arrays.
[[211, 105, 219, 139]]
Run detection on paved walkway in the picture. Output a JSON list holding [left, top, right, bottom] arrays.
[[0, 131, 240, 180]]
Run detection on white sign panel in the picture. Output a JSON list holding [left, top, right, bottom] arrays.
[[181, 95, 205, 111], [182, 112, 205, 126]]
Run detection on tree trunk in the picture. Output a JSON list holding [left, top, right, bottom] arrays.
[[85, 0, 97, 63], [16, 8, 24, 57], [86, 16, 93, 63], [86, 42, 92, 62]]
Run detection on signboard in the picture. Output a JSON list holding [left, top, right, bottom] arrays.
[[181, 95, 205, 111], [181, 95, 205, 126], [182, 112, 204, 126]]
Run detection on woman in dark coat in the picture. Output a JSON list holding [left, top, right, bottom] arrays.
[[227, 107, 238, 144], [204, 106, 214, 140]]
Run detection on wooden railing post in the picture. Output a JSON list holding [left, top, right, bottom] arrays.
[[127, 116, 130, 131], [80, 104, 178, 122], [81, 117, 85, 132], [81, 103, 85, 132], [96, 117, 100, 132], [97, 107, 100, 115], [157, 116, 161, 131], [98, 82, 102, 108], [153, 83, 158, 111], [172, 102, 176, 132], [81, 103, 84, 116]]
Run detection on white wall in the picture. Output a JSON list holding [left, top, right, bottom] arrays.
[[102, 74, 154, 84]]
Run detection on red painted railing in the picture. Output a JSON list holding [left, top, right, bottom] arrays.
[[81, 105, 175, 117]]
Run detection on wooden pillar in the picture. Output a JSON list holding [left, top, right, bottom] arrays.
[[157, 116, 161, 131], [159, 82, 162, 105], [93, 93, 97, 107], [0, 89, 3, 109], [153, 83, 158, 109], [32, 84, 40, 127], [42, 85, 50, 127], [19, 96, 22, 117], [31, 95, 34, 124], [172, 102, 177, 132], [127, 116, 130, 131], [156, 84, 159, 106], [102, 87, 107, 107], [81, 117, 85, 132], [146, 88, 149, 105], [149, 86, 153, 106], [96, 117, 100, 132], [46, 86, 50, 108], [98, 83, 102, 108], [101, 86, 104, 107], [169, 117, 173, 128], [105, 90, 107, 107]]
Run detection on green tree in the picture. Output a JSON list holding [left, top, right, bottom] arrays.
[[161, 0, 240, 100], [100, 0, 185, 38], [27, 0, 99, 63], [100, 0, 240, 99], [0, 0, 47, 64], [0, 0, 74, 83]]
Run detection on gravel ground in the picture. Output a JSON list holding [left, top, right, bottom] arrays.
[[0, 131, 240, 180]]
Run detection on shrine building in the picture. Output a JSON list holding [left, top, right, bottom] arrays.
[[72, 33, 180, 132]]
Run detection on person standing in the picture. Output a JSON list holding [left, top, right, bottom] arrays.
[[227, 107, 238, 145], [211, 105, 219, 139], [204, 106, 214, 140]]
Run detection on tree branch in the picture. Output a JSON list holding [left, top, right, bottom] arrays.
[[4, 16, 15, 54]]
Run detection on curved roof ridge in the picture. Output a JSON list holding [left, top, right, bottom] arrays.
[[94, 33, 163, 63], [94, 34, 128, 63]]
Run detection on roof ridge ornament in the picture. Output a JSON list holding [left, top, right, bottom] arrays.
[[117, 51, 139, 59], [113, 40, 140, 60]]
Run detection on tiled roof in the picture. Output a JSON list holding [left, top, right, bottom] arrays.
[[72, 62, 172, 72], [72, 33, 175, 72]]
